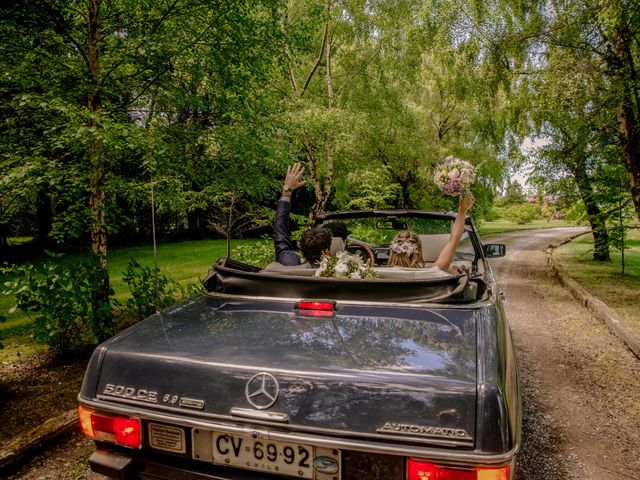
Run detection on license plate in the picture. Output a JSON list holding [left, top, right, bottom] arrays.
[[212, 432, 314, 478]]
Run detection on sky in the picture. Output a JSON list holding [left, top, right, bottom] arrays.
[[511, 136, 551, 190]]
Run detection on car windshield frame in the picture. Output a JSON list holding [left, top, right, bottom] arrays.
[[315, 209, 484, 265]]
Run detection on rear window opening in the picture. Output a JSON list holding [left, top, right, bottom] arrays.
[[205, 258, 488, 304]]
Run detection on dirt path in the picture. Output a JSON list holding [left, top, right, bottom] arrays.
[[488, 227, 640, 479], [9, 227, 640, 479]]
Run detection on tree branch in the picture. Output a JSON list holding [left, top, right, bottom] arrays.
[[41, 0, 91, 74], [300, 3, 330, 97], [335, 49, 380, 98], [103, 0, 184, 81]]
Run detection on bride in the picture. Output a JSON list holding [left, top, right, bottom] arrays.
[[386, 194, 475, 274]]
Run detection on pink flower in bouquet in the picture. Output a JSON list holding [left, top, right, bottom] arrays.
[[434, 156, 476, 196]]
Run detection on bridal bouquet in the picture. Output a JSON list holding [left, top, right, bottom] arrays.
[[315, 251, 379, 279], [434, 156, 476, 196]]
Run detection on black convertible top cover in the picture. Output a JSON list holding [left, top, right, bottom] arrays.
[[204, 259, 475, 304]]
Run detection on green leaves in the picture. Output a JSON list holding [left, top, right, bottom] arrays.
[[118, 258, 195, 321], [0, 254, 114, 355]]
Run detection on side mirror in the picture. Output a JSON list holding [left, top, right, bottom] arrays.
[[483, 243, 506, 258]]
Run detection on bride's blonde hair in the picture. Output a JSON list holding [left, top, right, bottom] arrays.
[[387, 231, 424, 268]]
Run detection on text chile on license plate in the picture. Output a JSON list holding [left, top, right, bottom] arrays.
[[212, 432, 313, 478]]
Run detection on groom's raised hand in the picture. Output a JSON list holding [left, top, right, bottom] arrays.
[[282, 162, 306, 198]]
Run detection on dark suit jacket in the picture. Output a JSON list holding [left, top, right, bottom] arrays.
[[274, 199, 304, 266]]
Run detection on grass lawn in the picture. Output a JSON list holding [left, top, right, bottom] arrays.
[[1, 220, 578, 330], [477, 218, 574, 235], [0, 238, 261, 332], [554, 229, 640, 338]]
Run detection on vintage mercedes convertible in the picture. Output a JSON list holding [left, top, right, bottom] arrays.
[[78, 209, 520, 480]]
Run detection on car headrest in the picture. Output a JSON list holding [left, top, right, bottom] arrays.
[[417, 234, 450, 262], [329, 237, 346, 256]]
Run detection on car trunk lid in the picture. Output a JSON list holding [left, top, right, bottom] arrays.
[[88, 295, 477, 447]]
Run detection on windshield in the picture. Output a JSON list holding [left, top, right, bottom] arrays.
[[319, 215, 478, 262], [338, 217, 453, 244]]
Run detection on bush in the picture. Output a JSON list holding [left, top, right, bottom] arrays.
[[564, 202, 588, 225], [232, 237, 275, 268], [483, 208, 502, 222], [119, 259, 202, 321], [1, 255, 113, 355], [501, 203, 540, 224]]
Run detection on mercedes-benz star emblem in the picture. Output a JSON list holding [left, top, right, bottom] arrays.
[[245, 372, 280, 410]]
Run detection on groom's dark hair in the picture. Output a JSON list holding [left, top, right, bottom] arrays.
[[299, 227, 332, 263]]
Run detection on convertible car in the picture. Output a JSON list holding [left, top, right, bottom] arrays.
[[78, 209, 520, 480]]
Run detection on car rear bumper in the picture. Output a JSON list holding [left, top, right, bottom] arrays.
[[90, 447, 405, 480]]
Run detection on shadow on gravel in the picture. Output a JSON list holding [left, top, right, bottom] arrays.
[[515, 362, 579, 480], [0, 352, 90, 446]]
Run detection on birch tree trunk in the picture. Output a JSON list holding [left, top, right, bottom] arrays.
[[282, 1, 334, 220], [309, 24, 334, 219]]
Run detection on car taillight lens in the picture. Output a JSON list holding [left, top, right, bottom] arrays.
[[407, 458, 510, 480], [78, 406, 141, 449], [294, 300, 336, 317]]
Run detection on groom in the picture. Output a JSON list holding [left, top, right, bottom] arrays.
[[274, 163, 347, 267]]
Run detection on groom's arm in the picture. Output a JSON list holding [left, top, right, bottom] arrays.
[[273, 163, 306, 266]]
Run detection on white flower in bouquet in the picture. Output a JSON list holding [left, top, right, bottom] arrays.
[[334, 261, 349, 276], [315, 251, 380, 279], [434, 156, 476, 196]]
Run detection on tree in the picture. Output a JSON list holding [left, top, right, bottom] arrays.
[[506, 0, 640, 220], [1, 0, 284, 339], [597, 0, 640, 221], [206, 192, 270, 258], [502, 181, 525, 205]]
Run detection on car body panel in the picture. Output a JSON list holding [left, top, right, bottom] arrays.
[[81, 296, 481, 447], [78, 210, 520, 480]]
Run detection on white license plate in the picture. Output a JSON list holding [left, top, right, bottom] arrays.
[[212, 432, 314, 478]]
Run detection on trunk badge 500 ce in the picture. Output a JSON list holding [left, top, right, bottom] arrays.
[[102, 384, 204, 409], [245, 372, 279, 410]]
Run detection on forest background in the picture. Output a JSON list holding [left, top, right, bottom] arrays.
[[1, 0, 640, 350]]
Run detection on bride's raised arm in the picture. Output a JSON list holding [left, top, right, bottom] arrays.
[[432, 194, 475, 272]]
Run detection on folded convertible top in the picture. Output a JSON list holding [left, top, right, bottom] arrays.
[[204, 259, 484, 304]]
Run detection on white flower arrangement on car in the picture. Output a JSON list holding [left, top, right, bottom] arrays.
[[315, 251, 380, 279], [434, 156, 476, 196]]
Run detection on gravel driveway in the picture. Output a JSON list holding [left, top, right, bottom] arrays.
[[488, 227, 640, 479], [9, 227, 640, 479]]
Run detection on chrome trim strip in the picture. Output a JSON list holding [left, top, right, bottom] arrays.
[[204, 291, 495, 310], [91, 394, 472, 448], [79, 397, 518, 465], [230, 408, 289, 423]]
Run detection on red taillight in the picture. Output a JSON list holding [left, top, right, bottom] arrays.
[[294, 301, 336, 317], [407, 458, 510, 480], [78, 406, 141, 448]]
